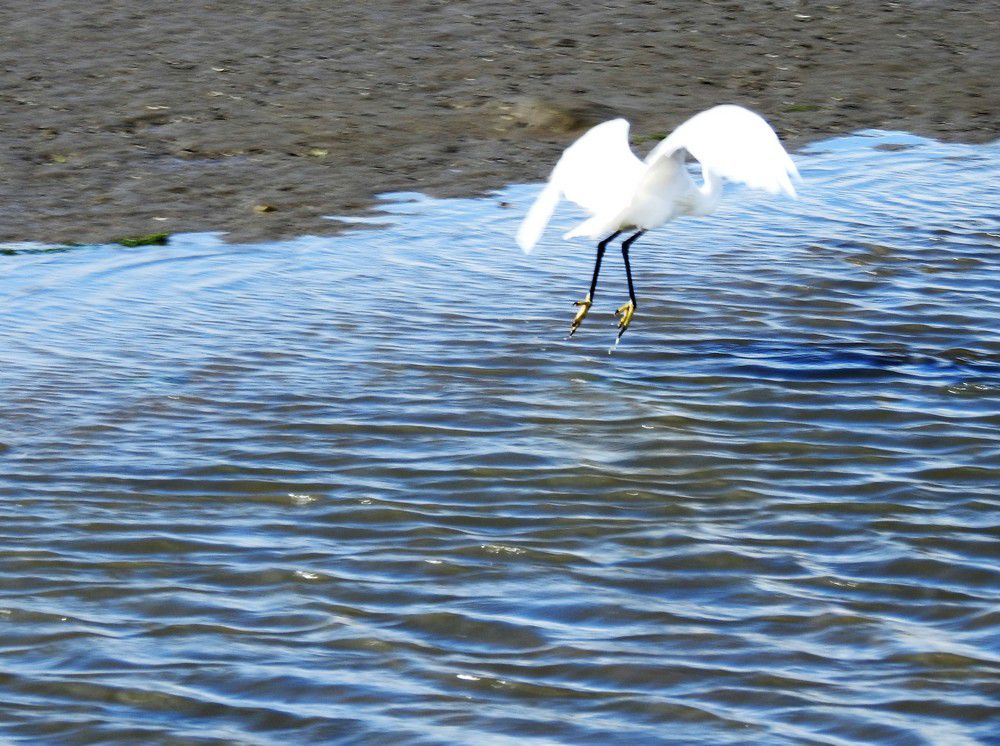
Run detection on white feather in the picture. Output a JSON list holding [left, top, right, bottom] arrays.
[[517, 119, 644, 253], [516, 104, 799, 252], [645, 104, 800, 197], [515, 180, 559, 254]]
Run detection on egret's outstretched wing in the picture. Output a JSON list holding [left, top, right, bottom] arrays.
[[645, 105, 799, 197], [515, 180, 560, 255], [516, 118, 643, 253], [554, 119, 642, 215]]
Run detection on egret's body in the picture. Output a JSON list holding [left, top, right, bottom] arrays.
[[516, 104, 799, 338]]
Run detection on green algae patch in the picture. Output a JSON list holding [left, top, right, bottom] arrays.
[[783, 103, 821, 113], [116, 233, 169, 248]]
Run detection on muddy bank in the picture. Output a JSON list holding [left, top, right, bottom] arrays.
[[1, 1, 996, 244]]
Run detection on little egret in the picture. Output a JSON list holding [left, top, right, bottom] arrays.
[[516, 104, 799, 339]]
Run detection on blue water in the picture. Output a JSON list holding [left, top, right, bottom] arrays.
[[1, 131, 998, 744]]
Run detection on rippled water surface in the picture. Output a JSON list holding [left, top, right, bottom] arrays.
[[2, 132, 999, 744]]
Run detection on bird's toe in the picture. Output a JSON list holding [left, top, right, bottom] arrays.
[[615, 300, 636, 339], [569, 295, 593, 336]]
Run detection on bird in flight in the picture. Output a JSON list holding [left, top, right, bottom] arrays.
[[516, 104, 799, 340]]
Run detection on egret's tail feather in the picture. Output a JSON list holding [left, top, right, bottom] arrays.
[[516, 181, 560, 254], [563, 213, 617, 241]]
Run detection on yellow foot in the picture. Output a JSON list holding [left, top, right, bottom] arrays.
[[616, 300, 636, 339], [569, 295, 592, 336]]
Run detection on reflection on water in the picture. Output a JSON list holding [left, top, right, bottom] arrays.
[[1, 131, 998, 744]]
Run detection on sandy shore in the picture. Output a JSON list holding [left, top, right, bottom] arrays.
[[1, 1, 996, 244]]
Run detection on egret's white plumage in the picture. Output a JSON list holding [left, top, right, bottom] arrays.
[[516, 104, 799, 254], [516, 104, 799, 340]]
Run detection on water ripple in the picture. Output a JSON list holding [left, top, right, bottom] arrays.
[[1, 131, 999, 743]]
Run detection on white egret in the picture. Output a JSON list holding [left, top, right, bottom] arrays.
[[516, 104, 800, 339]]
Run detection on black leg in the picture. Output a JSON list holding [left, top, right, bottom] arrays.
[[620, 230, 644, 306], [588, 231, 622, 300], [570, 230, 622, 336], [614, 230, 644, 341]]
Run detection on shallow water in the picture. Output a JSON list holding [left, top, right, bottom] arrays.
[[1, 131, 998, 744]]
